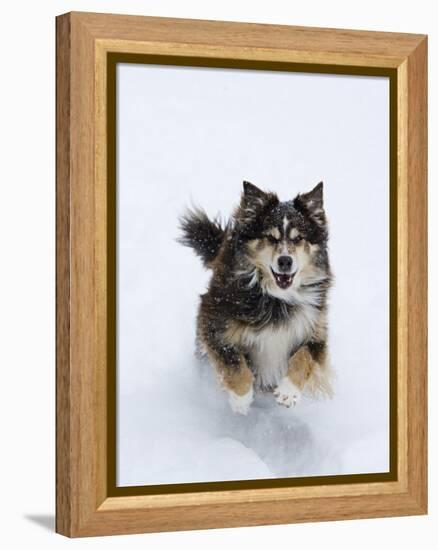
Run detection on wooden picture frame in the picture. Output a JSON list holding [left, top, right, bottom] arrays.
[[56, 11, 427, 537]]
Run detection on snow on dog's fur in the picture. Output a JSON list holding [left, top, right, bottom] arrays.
[[179, 181, 333, 415]]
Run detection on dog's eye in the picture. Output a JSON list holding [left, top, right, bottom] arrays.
[[265, 235, 279, 244], [292, 235, 303, 244]]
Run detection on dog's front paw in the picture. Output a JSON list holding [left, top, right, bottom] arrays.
[[273, 378, 301, 408], [227, 386, 254, 415]]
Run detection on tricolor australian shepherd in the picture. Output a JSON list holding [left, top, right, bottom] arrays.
[[179, 181, 333, 415]]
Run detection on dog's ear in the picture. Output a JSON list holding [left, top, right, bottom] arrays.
[[294, 182, 325, 226], [236, 181, 279, 228], [242, 180, 266, 200], [296, 181, 324, 212]]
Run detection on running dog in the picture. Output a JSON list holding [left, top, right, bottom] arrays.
[[179, 181, 333, 414]]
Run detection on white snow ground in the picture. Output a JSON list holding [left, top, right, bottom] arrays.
[[116, 64, 390, 486]]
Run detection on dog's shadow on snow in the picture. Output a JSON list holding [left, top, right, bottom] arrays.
[[221, 397, 318, 478], [118, 357, 341, 484], [195, 362, 327, 479]]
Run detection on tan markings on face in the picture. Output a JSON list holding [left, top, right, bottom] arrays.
[[289, 227, 300, 240], [246, 233, 323, 292], [254, 244, 276, 268], [292, 241, 325, 287], [245, 240, 276, 288], [263, 227, 281, 240], [246, 238, 266, 253], [293, 240, 312, 273], [280, 241, 295, 255]]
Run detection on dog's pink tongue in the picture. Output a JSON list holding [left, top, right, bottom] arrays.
[[277, 274, 291, 288]]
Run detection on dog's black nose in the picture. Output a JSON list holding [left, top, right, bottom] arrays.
[[277, 255, 293, 273]]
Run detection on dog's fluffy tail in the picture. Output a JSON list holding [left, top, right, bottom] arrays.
[[178, 208, 225, 268]]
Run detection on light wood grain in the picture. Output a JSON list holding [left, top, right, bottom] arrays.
[[397, 59, 409, 488], [76, 11, 423, 63], [406, 37, 428, 510], [56, 11, 427, 537], [55, 13, 71, 537]]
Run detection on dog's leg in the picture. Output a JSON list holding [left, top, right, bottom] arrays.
[[220, 357, 255, 415], [274, 342, 333, 408], [204, 341, 254, 415]]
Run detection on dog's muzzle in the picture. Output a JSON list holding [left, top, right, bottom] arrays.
[[271, 267, 295, 289]]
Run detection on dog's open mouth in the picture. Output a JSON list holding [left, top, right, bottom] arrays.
[[271, 268, 295, 289]]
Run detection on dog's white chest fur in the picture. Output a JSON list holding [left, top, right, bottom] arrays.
[[243, 304, 318, 389]]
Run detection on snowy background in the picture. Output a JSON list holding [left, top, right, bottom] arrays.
[[116, 64, 390, 487]]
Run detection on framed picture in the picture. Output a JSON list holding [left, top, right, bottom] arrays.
[[56, 12, 427, 537]]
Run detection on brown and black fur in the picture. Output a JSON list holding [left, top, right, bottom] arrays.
[[179, 181, 333, 414]]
